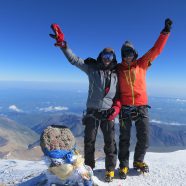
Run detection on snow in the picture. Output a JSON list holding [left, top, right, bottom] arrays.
[[0, 150, 186, 186], [0, 160, 47, 185]]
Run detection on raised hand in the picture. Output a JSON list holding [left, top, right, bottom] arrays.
[[161, 18, 173, 33], [49, 24, 66, 47]]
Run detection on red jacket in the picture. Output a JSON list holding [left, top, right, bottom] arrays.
[[117, 33, 170, 106]]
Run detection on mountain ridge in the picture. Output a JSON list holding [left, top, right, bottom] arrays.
[[31, 114, 186, 149], [0, 116, 40, 159]]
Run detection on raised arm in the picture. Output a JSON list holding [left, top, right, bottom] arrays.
[[50, 24, 89, 73], [138, 18, 172, 69]]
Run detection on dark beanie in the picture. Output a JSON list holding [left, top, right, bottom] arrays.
[[102, 47, 115, 54], [121, 41, 138, 59]]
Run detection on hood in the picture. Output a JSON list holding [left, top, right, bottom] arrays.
[[97, 47, 117, 70]]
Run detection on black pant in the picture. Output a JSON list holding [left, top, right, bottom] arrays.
[[118, 106, 149, 168], [83, 112, 117, 171]]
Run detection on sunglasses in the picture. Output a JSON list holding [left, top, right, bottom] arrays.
[[123, 49, 135, 58], [101, 53, 114, 61]]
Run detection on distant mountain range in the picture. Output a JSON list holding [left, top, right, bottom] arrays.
[[1, 88, 186, 160], [0, 116, 41, 159], [1, 112, 186, 160], [31, 113, 84, 136], [31, 113, 186, 151]]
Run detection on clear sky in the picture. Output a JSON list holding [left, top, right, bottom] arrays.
[[0, 0, 186, 97]]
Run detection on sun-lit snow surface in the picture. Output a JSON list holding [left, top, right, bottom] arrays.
[[0, 150, 186, 186]]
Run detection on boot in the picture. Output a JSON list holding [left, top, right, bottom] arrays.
[[133, 161, 149, 173], [119, 166, 129, 179], [105, 170, 114, 182]]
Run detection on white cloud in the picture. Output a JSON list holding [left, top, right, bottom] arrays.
[[176, 98, 186, 103], [150, 119, 183, 126], [9, 105, 23, 112], [39, 106, 68, 112]]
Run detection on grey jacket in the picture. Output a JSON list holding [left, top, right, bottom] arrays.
[[61, 46, 118, 110]]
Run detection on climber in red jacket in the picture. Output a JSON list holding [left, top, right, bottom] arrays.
[[117, 18, 172, 179]]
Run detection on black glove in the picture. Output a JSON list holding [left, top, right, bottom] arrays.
[[161, 18, 173, 33]]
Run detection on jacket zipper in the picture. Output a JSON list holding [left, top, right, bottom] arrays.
[[124, 71, 129, 84], [128, 65, 135, 105]]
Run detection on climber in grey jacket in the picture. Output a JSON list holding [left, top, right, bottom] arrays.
[[50, 24, 121, 182]]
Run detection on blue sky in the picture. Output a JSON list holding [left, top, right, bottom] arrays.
[[0, 0, 186, 97]]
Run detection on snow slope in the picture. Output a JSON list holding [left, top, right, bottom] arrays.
[[0, 150, 186, 186]]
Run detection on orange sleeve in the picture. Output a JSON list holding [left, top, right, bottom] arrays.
[[138, 33, 170, 69]]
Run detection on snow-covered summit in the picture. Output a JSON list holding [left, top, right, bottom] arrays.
[[0, 150, 186, 186]]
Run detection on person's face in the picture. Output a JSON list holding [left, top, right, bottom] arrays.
[[123, 49, 135, 65], [124, 55, 134, 64], [101, 53, 114, 67]]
